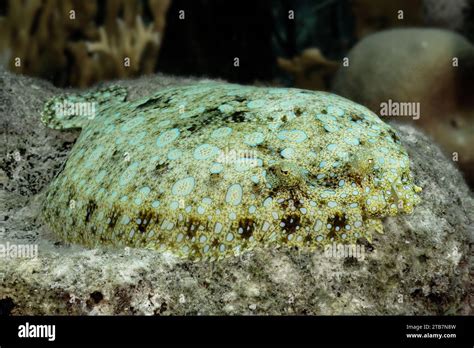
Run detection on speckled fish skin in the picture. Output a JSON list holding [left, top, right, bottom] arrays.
[[41, 82, 422, 261]]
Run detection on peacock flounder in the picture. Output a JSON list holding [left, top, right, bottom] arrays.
[[40, 82, 421, 261]]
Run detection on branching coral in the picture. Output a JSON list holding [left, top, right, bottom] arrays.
[[0, 0, 171, 87], [86, 16, 161, 79]]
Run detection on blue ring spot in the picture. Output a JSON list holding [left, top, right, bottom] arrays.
[[171, 176, 195, 196], [281, 148, 295, 159], [140, 186, 151, 195], [194, 144, 220, 160], [244, 132, 265, 147], [156, 128, 180, 147], [247, 99, 266, 109]]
